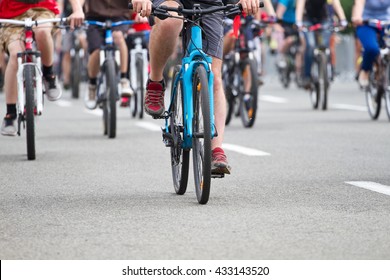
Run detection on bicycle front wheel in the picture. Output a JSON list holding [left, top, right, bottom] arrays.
[[192, 65, 211, 204], [239, 58, 258, 128], [170, 65, 189, 195], [71, 52, 80, 99], [25, 65, 36, 160], [104, 58, 117, 138], [384, 64, 390, 121], [365, 65, 381, 120], [319, 52, 329, 110], [136, 56, 144, 119]]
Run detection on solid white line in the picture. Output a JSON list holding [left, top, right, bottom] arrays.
[[222, 143, 271, 156], [55, 100, 72, 107], [346, 181, 390, 196], [260, 95, 288, 104], [83, 109, 102, 117], [135, 121, 161, 132], [332, 104, 367, 112]]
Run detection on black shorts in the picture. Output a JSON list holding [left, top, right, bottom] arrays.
[[151, 0, 224, 59], [86, 17, 129, 54]]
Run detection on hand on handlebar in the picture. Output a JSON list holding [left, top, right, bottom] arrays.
[[237, 0, 260, 16], [68, 9, 84, 29], [131, 0, 152, 18]]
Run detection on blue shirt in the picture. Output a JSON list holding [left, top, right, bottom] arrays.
[[363, 0, 390, 21], [279, 0, 296, 23]]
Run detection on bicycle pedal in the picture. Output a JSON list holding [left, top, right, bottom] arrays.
[[161, 128, 173, 147], [211, 173, 225, 179], [153, 111, 171, 120]]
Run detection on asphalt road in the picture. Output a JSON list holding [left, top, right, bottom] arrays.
[[1, 78, 389, 260]]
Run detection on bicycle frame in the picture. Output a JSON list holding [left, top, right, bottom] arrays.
[[167, 23, 216, 150], [129, 29, 149, 94]]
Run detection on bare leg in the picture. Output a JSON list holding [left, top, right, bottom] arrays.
[[34, 23, 54, 67], [4, 40, 24, 104], [88, 50, 100, 78], [149, 1, 182, 81], [211, 58, 225, 150], [113, 30, 128, 74]]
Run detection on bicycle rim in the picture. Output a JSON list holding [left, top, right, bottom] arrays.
[[105, 59, 117, 138], [24, 65, 36, 160], [170, 66, 189, 195], [239, 58, 258, 128], [192, 65, 211, 204], [365, 69, 381, 120]]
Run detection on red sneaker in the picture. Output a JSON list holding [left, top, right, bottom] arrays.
[[211, 147, 231, 175], [144, 79, 165, 117]]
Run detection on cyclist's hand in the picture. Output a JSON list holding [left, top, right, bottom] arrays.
[[238, 0, 259, 16], [340, 19, 348, 30], [131, 0, 152, 18], [68, 9, 84, 29], [352, 17, 363, 27], [134, 13, 149, 23]]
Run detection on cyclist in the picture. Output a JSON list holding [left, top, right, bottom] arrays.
[[295, 0, 347, 89], [0, 0, 84, 136], [132, 0, 261, 175], [352, 0, 390, 88], [82, 0, 133, 110], [275, 0, 304, 82]]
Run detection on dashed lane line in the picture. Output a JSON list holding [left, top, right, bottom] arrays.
[[260, 95, 288, 104], [346, 181, 390, 196], [331, 104, 367, 112]]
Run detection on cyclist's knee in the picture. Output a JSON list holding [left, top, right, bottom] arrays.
[[113, 31, 125, 45], [155, 17, 182, 37]]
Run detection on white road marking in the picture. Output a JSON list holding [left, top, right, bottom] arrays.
[[260, 95, 288, 104], [83, 109, 103, 117], [135, 121, 161, 132], [222, 143, 271, 156], [55, 100, 72, 107], [346, 181, 390, 196], [332, 104, 367, 112]]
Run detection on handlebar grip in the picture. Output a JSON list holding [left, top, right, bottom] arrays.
[[260, 1, 264, 8]]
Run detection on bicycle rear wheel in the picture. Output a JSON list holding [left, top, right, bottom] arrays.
[[24, 65, 36, 160], [239, 58, 258, 128], [71, 51, 80, 99], [192, 65, 211, 204], [170, 66, 189, 195], [310, 58, 320, 109], [384, 64, 390, 121], [366, 64, 381, 120], [103, 58, 117, 138]]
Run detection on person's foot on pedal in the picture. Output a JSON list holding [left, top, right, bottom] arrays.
[[211, 147, 231, 175], [1, 114, 17, 136], [44, 75, 62, 101], [144, 79, 165, 117], [84, 83, 97, 110], [120, 78, 133, 97], [120, 96, 130, 107]]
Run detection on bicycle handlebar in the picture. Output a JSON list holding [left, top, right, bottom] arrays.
[[363, 19, 390, 28], [85, 20, 135, 28], [129, 2, 264, 20], [0, 17, 68, 27]]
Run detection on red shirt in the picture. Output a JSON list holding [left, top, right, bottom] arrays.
[[0, 0, 59, 19], [131, 13, 150, 32]]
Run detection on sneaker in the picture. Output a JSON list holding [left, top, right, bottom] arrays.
[[84, 84, 97, 110], [144, 79, 165, 117], [1, 114, 17, 136], [120, 96, 130, 107], [120, 78, 133, 97], [302, 77, 312, 90], [358, 70, 369, 88], [211, 147, 231, 175], [43, 75, 62, 101]]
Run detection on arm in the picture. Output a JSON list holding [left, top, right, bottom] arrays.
[[295, 0, 305, 24], [262, 0, 276, 17], [331, 0, 346, 21], [276, 2, 287, 20], [352, 0, 365, 26], [68, 0, 84, 28]]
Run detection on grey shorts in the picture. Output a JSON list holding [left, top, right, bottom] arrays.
[[152, 0, 224, 59]]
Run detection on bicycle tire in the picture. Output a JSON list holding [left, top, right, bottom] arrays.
[[319, 53, 328, 110], [170, 65, 190, 195], [24, 65, 36, 160], [310, 58, 320, 110], [136, 56, 144, 119], [192, 65, 211, 204], [366, 63, 382, 120], [104, 58, 117, 138], [239, 58, 258, 128], [222, 61, 234, 125], [71, 52, 80, 99], [384, 64, 390, 121]]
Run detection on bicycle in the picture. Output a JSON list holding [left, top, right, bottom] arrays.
[[303, 23, 339, 111], [126, 28, 150, 119], [360, 20, 390, 121], [129, 3, 255, 204], [223, 15, 263, 128], [69, 28, 87, 99], [0, 17, 67, 160], [85, 19, 133, 138]]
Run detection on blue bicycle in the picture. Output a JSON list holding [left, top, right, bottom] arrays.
[[130, 3, 251, 204], [85, 19, 133, 138]]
